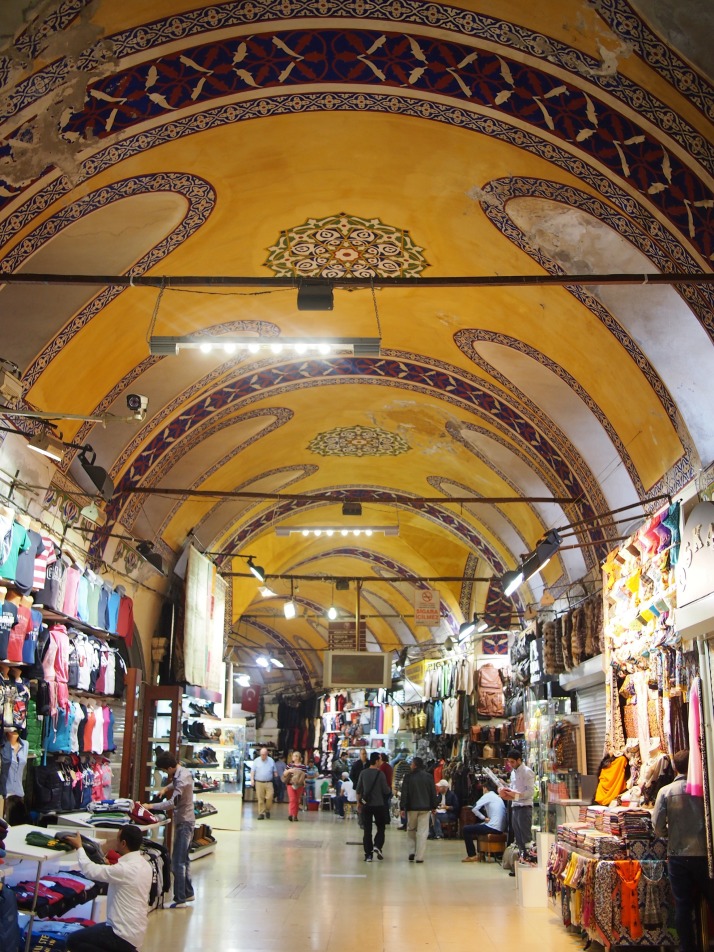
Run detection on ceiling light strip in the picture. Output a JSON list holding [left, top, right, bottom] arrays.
[[275, 526, 399, 537], [150, 336, 381, 357]]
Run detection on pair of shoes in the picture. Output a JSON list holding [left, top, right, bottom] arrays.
[[435, 835, 444, 840], [427, 834, 435, 840], [415, 860, 424, 864], [257, 814, 265, 820], [373, 847, 383, 861], [168, 902, 188, 909], [288, 815, 293, 822], [509, 871, 516, 877], [462, 856, 479, 863], [408, 854, 415, 862], [186, 895, 195, 902], [364, 854, 373, 862], [293, 817, 299, 822], [265, 812, 271, 819]]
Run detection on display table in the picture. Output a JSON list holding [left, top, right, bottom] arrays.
[[51, 811, 170, 842], [548, 841, 673, 951], [3, 824, 89, 952]]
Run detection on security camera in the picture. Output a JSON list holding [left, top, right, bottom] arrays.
[[126, 393, 149, 419]]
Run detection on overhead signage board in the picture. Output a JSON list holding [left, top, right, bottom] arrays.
[[328, 620, 366, 651], [414, 586, 440, 627]]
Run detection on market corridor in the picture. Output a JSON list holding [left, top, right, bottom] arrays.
[[142, 804, 582, 952]]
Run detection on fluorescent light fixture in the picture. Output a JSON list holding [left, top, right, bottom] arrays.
[[259, 585, 277, 598], [502, 568, 524, 597], [327, 605, 338, 620], [246, 556, 266, 582], [269, 656, 285, 668], [534, 529, 561, 572], [256, 655, 270, 668], [276, 526, 399, 537], [28, 432, 65, 462], [342, 502, 362, 516], [283, 599, 296, 620], [235, 673, 251, 686], [444, 636, 455, 652], [150, 336, 381, 357]]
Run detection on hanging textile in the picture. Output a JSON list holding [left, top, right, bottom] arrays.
[[686, 677, 703, 797]]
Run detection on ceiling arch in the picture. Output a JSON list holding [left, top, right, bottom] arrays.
[[0, 0, 710, 692]]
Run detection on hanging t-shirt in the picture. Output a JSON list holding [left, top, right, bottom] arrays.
[[117, 595, 134, 646], [14, 529, 42, 594], [0, 600, 18, 660], [76, 573, 90, 623], [33, 535, 57, 593], [7, 602, 31, 663], [0, 522, 31, 585], [107, 589, 121, 634], [62, 565, 82, 618], [23, 608, 43, 664]]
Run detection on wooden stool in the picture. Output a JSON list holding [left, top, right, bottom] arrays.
[[477, 832, 507, 862]]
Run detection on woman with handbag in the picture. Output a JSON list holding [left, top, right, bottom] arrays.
[[283, 751, 307, 822]]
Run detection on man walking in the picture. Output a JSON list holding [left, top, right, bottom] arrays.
[[356, 752, 390, 862], [461, 779, 507, 862], [251, 747, 277, 819], [400, 756, 437, 864], [653, 749, 714, 952], [499, 747, 534, 867], [152, 751, 196, 907]]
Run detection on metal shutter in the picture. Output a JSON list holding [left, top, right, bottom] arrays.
[[576, 685, 607, 775]]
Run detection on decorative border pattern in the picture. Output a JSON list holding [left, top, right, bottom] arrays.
[[456, 329, 646, 498], [105, 356, 600, 536], [108, 407, 294, 538], [593, 0, 714, 122], [158, 463, 318, 540], [241, 617, 312, 690], [473, 176, 699, 493], [3, 173, 216, 391], [2, 1, 711, 178]]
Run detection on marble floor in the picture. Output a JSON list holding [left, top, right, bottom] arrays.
[[142, 802, 583, 952]]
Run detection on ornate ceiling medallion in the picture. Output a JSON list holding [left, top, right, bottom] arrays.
[[308, 425, 410, 457], [265, 213, 428, 278]]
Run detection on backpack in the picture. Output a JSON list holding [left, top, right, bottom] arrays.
[[501, 842, 519, 871], [141, 848, 164, 910]]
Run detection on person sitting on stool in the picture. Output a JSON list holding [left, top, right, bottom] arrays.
[[429, 779, 459, 838], [461, 779, 507, 862], [64, 825, 152, 951]]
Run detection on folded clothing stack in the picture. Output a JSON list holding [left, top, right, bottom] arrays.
[[12, 871, 104, 918]]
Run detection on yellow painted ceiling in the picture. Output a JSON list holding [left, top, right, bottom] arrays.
[[0, 0, 712, 691]]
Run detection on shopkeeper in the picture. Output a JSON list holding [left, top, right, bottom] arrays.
[[499, 748, 535, 855], [64, 825, 152, 952]]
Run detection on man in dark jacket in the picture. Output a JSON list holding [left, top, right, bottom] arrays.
[[356, 752, 390, 863], [400, 757, 438, 863]]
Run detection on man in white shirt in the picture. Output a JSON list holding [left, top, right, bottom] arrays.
[[499, 747, 535, 860], [65, 825, 152, 951], [250, 747, 277, 819], [461, 781, 507, 862], [334, 771, 357, 817]]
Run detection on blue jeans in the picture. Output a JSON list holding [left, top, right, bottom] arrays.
[[172, 821, 195, 903]]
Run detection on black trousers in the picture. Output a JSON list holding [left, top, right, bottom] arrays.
[[67, 924, 136, 952], [362, 805, 388, 857], [668, 856, 714, 952]]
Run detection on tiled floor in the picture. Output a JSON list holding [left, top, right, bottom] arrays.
[[142, 803, 583, 952]]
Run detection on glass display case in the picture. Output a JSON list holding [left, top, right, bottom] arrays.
[[525, 695, 586, 834]]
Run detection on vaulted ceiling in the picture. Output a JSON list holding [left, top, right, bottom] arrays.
[[0, 0, 712, 693]]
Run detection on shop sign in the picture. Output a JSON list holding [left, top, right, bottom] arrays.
[[328, 620, 366, 650], [677, 501, 714, 606], [414, 586, 440, 626]]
